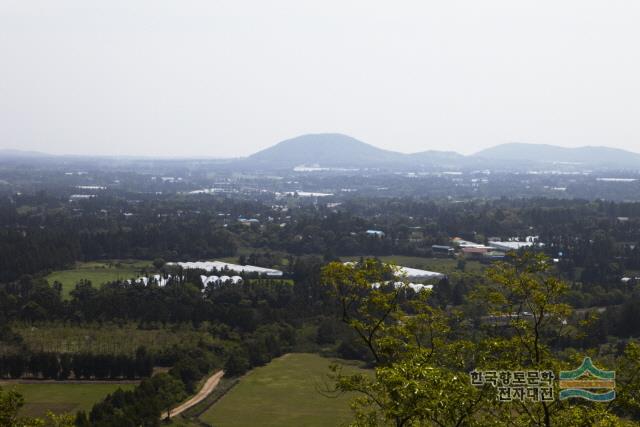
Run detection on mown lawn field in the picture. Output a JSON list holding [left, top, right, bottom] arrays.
[[2, 382, 135, 418], [45, 260, 151, 298], [201, 353, 369, 427]]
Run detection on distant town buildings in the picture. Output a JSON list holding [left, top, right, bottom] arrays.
[[451, 236, 542, 260]]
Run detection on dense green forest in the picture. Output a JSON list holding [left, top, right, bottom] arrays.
[[1, 164, 640, 426]]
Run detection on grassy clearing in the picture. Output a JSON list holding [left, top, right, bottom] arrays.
[[46, 260, 151, 299], [201, 353, 369, 427], [341, 255, 485, 275], [13, 323, 215, 355], [2, 382, 135, 418], [168, 419, 205, 427]]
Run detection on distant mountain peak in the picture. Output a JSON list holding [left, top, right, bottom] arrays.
[[243, 136, 640, 170], [0, 148, 49, 158], [248, 133, 404, 168], [473, 142, 640, 166]]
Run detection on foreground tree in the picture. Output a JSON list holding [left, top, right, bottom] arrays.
[[472, 252, 632, 426], [322, 259, 491, 426], [0, 386, 23, 427], [322, 254, 640, 426]]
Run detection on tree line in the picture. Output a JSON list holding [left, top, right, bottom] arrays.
[[0, 347, 153, 380]]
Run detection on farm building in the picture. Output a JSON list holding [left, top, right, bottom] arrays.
[[168, 261, 283, 277], [451, 237, 489, 249], [371, 281, 433, 292], [488, 241, 534, 251], [432, 245, 455, 257], [344, 262, 444, 282], [460, 246, 492, 255], [366, 229, 385, 238], [238, 218, 260, 226], [129, 274, 174, 287], [396, 266, 445, 281]]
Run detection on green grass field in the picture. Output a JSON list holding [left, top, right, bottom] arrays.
[[168, 418, 203, 427], [201, 353, 369, 427], [2, 383, 135, 418], [341, 255, 485, 275], [45, 258, 293, 299], [45, 260, 151, 298], [13, 322, 215, 355]]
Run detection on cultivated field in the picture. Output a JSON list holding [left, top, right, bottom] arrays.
[[46, 260, 151, 298], [14, 323, 215, 355], [2, 383, 135, 418], [201, 353, 368, 427]]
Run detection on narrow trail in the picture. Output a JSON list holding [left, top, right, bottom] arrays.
[[163, 370, 225, 419]]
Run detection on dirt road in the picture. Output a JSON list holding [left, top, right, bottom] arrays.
[[163, 370, 225, 419]]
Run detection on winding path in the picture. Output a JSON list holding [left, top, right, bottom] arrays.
[[163, 370, 225, 419]]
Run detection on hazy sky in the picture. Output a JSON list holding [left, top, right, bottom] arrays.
[[1, 1, 639, 157]]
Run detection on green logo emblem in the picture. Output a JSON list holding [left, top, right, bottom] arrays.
[[559, 357, 615, 402]]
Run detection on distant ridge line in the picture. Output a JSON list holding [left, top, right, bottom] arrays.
[[2, 135, 640, 168]]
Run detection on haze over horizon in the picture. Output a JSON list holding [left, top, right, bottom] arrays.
[[2, 1, 640, 157]]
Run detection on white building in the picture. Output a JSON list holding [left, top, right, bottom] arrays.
[[169, 261, 283, 277], [488, 241, 534, 251]]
